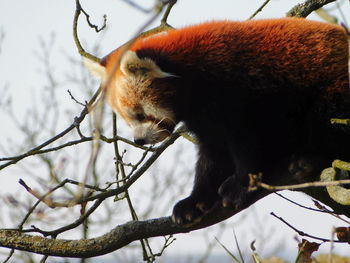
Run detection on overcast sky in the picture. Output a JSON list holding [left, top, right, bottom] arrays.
[[1, 0, 350, 261]]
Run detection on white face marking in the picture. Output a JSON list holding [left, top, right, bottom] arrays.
[[120, 51, 174, 79], [132, 121, 171, 145], [86, 49, 178, 145], [126, 104, 176, 145], [142, 104, 175, 124]]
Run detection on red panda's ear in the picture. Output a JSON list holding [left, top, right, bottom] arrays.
[[120, 50, 174, 79], [83, 57, 107, 81]]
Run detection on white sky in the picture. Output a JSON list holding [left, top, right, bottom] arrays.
[[0, 0, 350, 261]]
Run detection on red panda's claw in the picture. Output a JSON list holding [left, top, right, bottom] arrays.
[[195, 201, 208, 212], [218, 176, 248, 210], [172, 195, 215, 225], [172, 214, 183, 225], [222, 197, 233, 208]]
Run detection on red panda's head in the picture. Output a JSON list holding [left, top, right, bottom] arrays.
[[84, 49, 177, 145]]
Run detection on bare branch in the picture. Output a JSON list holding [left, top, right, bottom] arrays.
[[248, 0, 271, 20], [67, 89, 86, 107], [0, 87, 102, 170], [18, 178, 105, 209], [331, 118, 350, 126], [248, 172, 350, 192], [73, 0, 101, 62], [161, 0, 177, 26], [274, 192, 333, 214], [79, 4, 106, 33], [0, 182, 268, 258], [79, 125, 185, 204], [271, 212, 345, 243], [0, 204, 239, 258], [25, 198, 104, 237], [0, 134, 151, 163], [287, 0, 336, 17]]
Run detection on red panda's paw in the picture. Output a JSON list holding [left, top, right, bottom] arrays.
[[218, 176, 248, 210], [172, 195, 217, 225]]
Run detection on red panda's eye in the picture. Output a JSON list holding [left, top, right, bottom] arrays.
[[135, 113, 146, 121]]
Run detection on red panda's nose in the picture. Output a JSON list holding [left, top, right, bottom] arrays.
[[134, 138, 146, 146]]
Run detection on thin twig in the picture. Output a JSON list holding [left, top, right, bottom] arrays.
[[248, 0, 271, 20], [39, 255, 49, 263], [0, 87, 102, 170], [274, 192, 350, 224], [25, 198, 104, 237], [274, 192, 330, 214], [67, 89, 85, 107], [3, 249, 15, 263], [110, 112, 152, 261], [152, 235, 176, 257], [73, 0, 101, 62], [335, 0, 348, 26], [330, 118, 350, 125], [271, 212, 344, 243], [74, 126, 184, 204], [250, 174, 350, 191], [161, 0, 177, 26], [0, 130, 152, 163], [19, 177, 106, 209], [79, 2, 106, 32], [16, 178, 99, 232]]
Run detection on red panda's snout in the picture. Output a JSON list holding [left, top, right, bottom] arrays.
[[116, 102, 176, 145], [132, 119, 174, 145], [120, 110, 176, 145]]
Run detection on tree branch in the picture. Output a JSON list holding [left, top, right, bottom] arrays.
[[271, 212, 345, 243], [248, 0, 271, 20], [287, 0, 336, 17], [0, 206, 237, 258], [73, 0, 102, 62], [0, 187, 267, 258], [0, 86, 102, 170]]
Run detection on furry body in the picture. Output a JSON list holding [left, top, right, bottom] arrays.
[[85, 18, 350, 224]]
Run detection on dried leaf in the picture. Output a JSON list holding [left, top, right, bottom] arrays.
[[296, 239, 320, 263], [335, 227, 350, 243]]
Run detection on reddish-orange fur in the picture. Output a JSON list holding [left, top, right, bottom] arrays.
[[94, 18, 350, 225], [102, 18, 348, 112], [129, 18, 348, 93]]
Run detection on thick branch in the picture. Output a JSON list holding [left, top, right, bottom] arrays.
[[0, 204, 241, 258], [0, 188, 266, 258], [2, 181, 349, 258], [287, 0, 336, 17]]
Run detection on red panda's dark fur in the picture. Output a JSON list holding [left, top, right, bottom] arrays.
[[102, 18, 350, 224]]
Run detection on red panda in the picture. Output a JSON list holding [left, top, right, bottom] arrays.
[[85, 18, 350, 225]]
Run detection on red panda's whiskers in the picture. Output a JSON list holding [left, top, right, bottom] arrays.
[[153, 117, 174, 133], [156, 128, 172, 135], [155, 117, 166, 126]]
